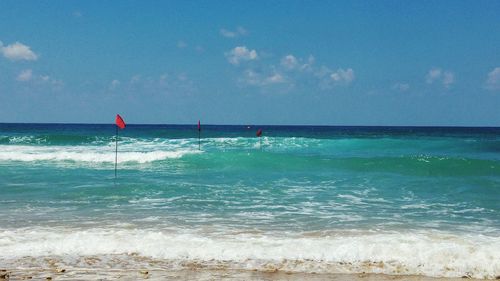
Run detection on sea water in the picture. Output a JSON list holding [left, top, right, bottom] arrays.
[[0, 124, 499, 279]]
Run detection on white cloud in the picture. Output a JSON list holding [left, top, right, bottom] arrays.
[[225, 46, 258, 65], [426, 68, 442, 84], [314, 66, 331, 79], [239, 70, 286, 86], [15, 69, 63, 89], [314, 67, 355, 89], [232, 52, 354, 91], [300, 55, 315, 72], [16, 69, 33, 82], [425, 67, 454, 88], [485, 67, 500, 90], [1, 41, 38, 61], [220, 29, 237, 38], [442, 72, 454, 88], [220, 26, 247, 38], [266, 72, 285, 84], [110, 79, 120, 90], [280, 54, 316, 72], [239, 70, 261, 85], [281, 55, 298, 70], [330, 68, 355, 84]]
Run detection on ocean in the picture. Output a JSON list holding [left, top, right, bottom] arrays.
[[0, 123, 499, 279]]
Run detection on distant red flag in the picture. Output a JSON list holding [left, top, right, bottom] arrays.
[[115, 114, 126, 129], [198, 120, 201, 131], [256, 129, 262, 137]]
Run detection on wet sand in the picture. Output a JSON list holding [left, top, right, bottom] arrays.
[[1, 254, 495, 280], [1, 268, 486, 281]]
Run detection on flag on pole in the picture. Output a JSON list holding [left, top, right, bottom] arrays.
[[115, 114, 126, 178], [198, 120, 201, 131], [116, 114, 126, 129], [256, 128, 263, 149]]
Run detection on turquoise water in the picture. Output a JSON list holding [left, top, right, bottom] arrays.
[[0, 124, 499, 278]]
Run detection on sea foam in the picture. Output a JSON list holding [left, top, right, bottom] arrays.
[[0, 228, 498, 279], [0, 145, 197, 163]]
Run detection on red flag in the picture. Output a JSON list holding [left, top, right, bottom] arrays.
[[198, 120, 201, 131], [256, 129, 262, 137], [115, 114, 126, 129]]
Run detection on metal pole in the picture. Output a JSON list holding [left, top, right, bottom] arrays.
[[115, 126, 118, 178]]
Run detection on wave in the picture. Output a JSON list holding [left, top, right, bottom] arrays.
[[1, 143, 499, 176], [0, 228, 498, 279], [0, 145, 198, 164], [0, 134, 110, 145], [3, 134, 500, 158]]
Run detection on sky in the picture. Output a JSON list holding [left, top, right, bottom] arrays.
[[0, 1, 499, 126]]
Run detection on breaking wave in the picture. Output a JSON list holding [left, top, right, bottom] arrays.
[[0, 228, 498, 279]]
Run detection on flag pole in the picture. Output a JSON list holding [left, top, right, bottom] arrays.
[[198, 120, 201, 151], [256, 129, 262, 150], [114, 114, 126, 179], [115, 125, 118, 178]]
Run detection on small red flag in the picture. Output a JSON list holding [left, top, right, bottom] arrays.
[[115, 114, 126, 129], [256, 129, 262, 137], [198, 120, 201, 131]]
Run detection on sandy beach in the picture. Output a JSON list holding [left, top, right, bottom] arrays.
[[2, 252, 495, 281], [1, 268, 488, 281]]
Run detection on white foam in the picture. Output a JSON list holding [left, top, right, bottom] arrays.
[[0, 145, 198, 164], [0, 137, 323, 164], [0, 228, 498, 279]]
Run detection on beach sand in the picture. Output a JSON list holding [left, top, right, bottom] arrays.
[[1, 268, 486, 281], [1, 254, 493, 280]]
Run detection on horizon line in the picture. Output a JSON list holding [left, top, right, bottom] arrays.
[[0, 122, 499, 129]]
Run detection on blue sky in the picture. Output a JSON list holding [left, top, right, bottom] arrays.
[[0, 1, 499, 126]]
